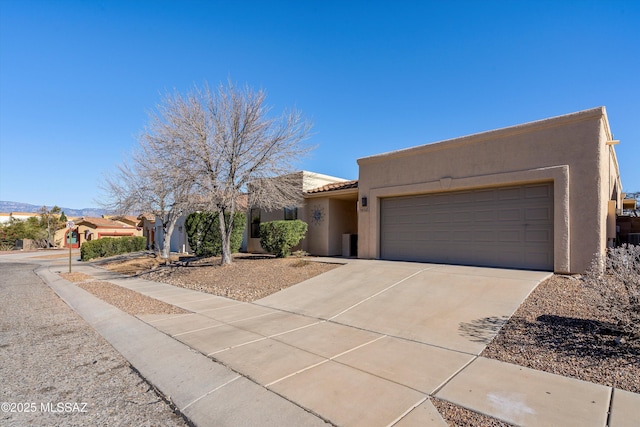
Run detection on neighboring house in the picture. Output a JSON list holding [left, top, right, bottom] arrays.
[[619, 196, 640, 245], [155, 215, 191, 254], [139, 194, 251, 256], [622, 197, 638, 216], [55, 217, 142, 248], [137, 213, 157, 250], [249, 107, 624, 274], [104, 215, 140, 227]]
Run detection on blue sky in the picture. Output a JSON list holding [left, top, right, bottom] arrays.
[[1, 0, 638, 209]]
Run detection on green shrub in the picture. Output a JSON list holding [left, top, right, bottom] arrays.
[[185, 211, 246, 257], [259, 220, 307, 258], [80, 236, 146, 261]]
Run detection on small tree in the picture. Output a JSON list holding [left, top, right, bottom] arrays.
[[165, 81, 313, 265], [259, 220, 307, 258], [39, 205, 64, 247], [582, 244, 640, 339]]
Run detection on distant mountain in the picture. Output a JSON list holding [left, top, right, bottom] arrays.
[[0, 201, 107, 217]]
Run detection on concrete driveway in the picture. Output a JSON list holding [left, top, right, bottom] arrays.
[[136, 259, 550, 426], [257, 260, 549, 354]]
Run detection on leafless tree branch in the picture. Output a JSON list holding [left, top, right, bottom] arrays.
[[102, 80, 313, 265]]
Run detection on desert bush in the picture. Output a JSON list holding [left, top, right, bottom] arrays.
[[81, 236, 146, 261], [582, 244, 640, 339], [185, 211, 246, 257], [259, 220, 307, 258]]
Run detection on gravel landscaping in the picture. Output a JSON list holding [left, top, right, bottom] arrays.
[[98, 252, 341, 302], [482, 274, 640, 393], [432, 398, 514, 427], [60, 272, 188, 316]]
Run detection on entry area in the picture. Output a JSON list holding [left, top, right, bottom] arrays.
[[379, 183, 554, 270]]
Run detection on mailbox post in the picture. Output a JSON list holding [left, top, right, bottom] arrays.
[[66, 221, 75, 273]]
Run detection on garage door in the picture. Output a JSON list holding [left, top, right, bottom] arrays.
[[380, 183, 554, 270]]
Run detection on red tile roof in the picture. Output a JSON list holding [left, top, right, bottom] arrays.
[[305, 180, 358, 194], [76, 217, 136, 229]]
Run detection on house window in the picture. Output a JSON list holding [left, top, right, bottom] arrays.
[[250, 208, 261, 238], [284, 207, 298, 220]]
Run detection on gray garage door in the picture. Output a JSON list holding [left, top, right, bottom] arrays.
[[380, 183, 554, 270]]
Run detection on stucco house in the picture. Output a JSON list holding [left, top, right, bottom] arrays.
[[246, 172, 358, 255], [249, 107, 624, 274], [137, 213, 157, 250], [56, 216, 142, 248], [104, 215, 140, 227], [358, 106, 622, 274], [155, 214, 191, 254], [153, 193, 250, 254]]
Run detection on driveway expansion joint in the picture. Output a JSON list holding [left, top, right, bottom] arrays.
[[182, 375, 242, 410], [431, 355, 479, 396]]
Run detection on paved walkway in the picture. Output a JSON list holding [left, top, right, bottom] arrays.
[[7, 250, 638, 427]]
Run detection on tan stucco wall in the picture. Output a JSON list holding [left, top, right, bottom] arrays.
[[246, 171, 350, 254], [246, 196, 358, 257], [357, 107, 621, 273], [305, 199, 330, 255]]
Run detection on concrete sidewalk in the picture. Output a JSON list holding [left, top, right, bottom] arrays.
[[37, 258, 640, 427], [37, 266, 329, 427]]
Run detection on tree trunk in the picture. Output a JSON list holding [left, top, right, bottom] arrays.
[[218, 208, 233, 266], [220, 235, 232, 265], [161, 217, 178, 264]]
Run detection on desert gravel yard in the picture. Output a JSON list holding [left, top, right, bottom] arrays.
[[482, 274, 640, 394]]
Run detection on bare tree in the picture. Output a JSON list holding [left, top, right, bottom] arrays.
[[104, 80, 312, 265], [103, 137, 195, 261], [155, 81, 313, 265]]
